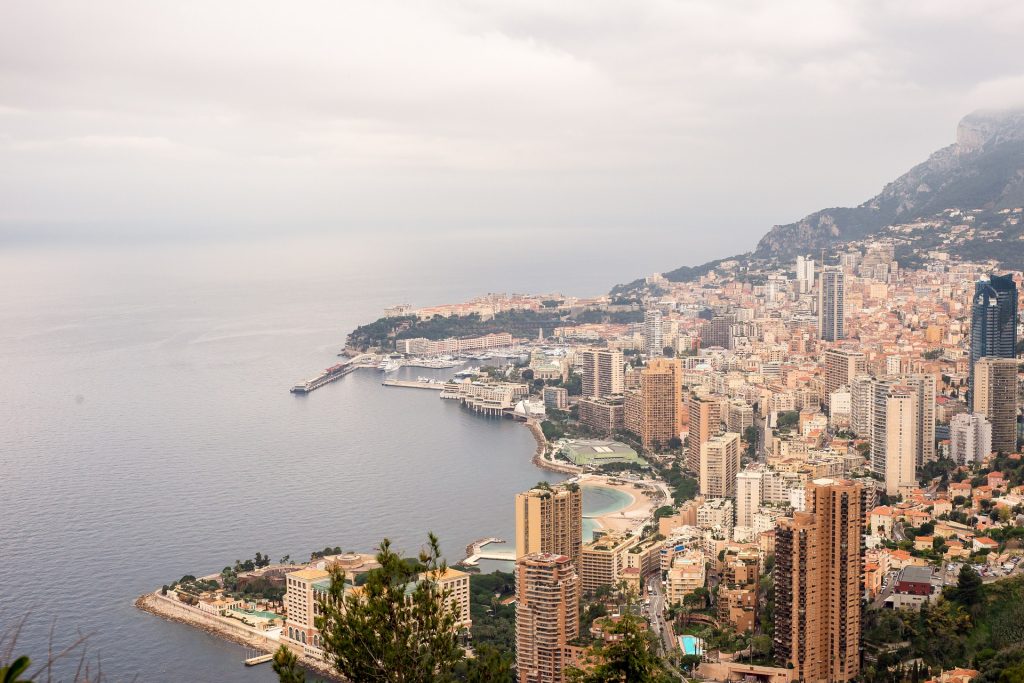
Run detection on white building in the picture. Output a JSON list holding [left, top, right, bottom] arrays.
[[950, 412, 993, 465]]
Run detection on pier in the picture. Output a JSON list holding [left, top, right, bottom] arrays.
[[461, 537, 515, 566], [382, 379, 446, 390], [244, 653, 274, 666]]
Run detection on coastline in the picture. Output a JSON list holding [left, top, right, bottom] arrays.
[[525, 419, 580, 475], [135, 592, 343, 682], [579, 475, 661, 535]]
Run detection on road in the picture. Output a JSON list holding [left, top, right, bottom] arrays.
[[645, 574, 675, 655]]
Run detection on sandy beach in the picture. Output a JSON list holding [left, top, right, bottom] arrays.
[[579, 474, 661, 535]]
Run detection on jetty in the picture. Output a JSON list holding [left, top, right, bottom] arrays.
[[461, 537, 515, 566]]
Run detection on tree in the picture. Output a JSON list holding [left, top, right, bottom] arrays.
[[272, 645, 306, 683], [313, 533, 463, 683], [464, 645, 513, 683], [0, 656, 31, 683], [951, 564, 983, 606], [662, 346, 675, 358], [567, 609, 672, 683]]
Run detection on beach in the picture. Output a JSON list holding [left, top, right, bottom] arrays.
[[579, 474, 663, 535]]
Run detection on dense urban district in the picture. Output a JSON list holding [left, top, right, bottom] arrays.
[[128, 112, 1024, 683]]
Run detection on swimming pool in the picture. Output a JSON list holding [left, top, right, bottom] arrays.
[[679, 635, 704, 656]]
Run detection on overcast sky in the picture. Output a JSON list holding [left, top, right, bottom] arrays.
[[2, 0, 1024, 262]]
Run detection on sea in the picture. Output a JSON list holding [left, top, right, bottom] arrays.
[[0, 234, 668, 682]]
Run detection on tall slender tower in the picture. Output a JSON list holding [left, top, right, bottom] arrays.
[[687, 395, 723, 472], [624, 358, 682, 452], [974, 357, 1018, 454], [970, 274, 1017, 408], [579, 348, 625, 399], [515, 553, 580, 683], [904, 374, 936, 465], [515, 484, 583, 567], [823, 348, 866, 409], [818, 266, 845, 342], [644, 309, 663, 356], [699, 432, 741, 498], [774, 479, 863, 682]]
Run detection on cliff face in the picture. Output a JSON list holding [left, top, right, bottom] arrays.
[[752, 109, 1024, 260]]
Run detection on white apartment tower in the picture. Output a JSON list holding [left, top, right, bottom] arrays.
[[644, 309, 664, 356], [950, 412, 993, 465]]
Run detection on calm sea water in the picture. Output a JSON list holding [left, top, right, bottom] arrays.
[[0, 237, 647, 682]]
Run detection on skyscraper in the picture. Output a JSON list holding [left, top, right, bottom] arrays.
[[973, 357, 1018, 454], [818, 266, 845, 342], [624, 358, 682, 452], [870, 380, 918, 496], [644, 309, 663, 356], [774, 479, 863, 682], [823, 348, 866, 409], [515, 553, 579, 683], [686, 394, 723, 472], [699, 431, 741, 498], [970, 274, 1017, 408], [579, 348, 625, 399], [515, 484, 583, 567], [795, 255, 815, 294], [904, 373, 936, 465], [735, 468, 764, 528]]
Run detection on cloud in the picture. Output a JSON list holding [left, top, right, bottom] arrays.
[[1, 0, 1023, 261]]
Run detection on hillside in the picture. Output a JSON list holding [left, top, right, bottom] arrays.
[[655, 109, 1024, 284]]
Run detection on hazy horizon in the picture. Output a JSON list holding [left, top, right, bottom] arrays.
[[4, 0, 1024, 267]]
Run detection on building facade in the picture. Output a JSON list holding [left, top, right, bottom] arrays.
[[515, 553, 580, 683], [818, 266, 845, 342], [969, 274, 1017, 409], [973, 356, 1018, 454], [700, 432, 741, 498], [515, 484, 583, 567]]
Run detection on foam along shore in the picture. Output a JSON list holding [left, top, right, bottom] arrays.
[[135, 591, 343, 682], [579, 474, 660, 535]]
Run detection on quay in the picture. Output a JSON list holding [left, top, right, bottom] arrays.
[[244, 653, 274, 666], [461, 537, 515, 566], [382, 379, 446, 391], [291, 354, 374, 394]]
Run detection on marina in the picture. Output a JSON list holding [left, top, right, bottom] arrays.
[[382, 378, 447, 390]]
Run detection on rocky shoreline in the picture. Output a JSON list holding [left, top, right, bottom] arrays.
[[525, 419, 580, 475]]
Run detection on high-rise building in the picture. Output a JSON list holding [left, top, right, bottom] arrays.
[[515, 553, 579, 683], [823, 349, 866, 409], [850, 375, 875, 437], [700, 314, 736, 349], [665, 550, 706, 606], [687, 395, 723, 472], [973, 357, 1018, 454], [576, 396, 624, 436], [904, 374, 936, 465], [870, 381, 918, 496], [796, 255, 815, 294], [950, 412, 993, 465], [624, 358, 682, 452], [970, 274, 1017, 408], [735, 469, 764, 528], [515, 484, 583, 567], [579, 533, 639, 594], [726, 400, 754, 434], [818, 266, 845, 342], [700, 432, 741, 498], [644, 309, 663, 356], [719, 546, 760, 633], [774, 479, 863, 682], [579, 348, 625, 399]]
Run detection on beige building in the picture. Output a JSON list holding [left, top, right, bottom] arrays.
[[905, 373, 937, 465], [515, 553, 580, 683], [719, 546, 760, 632], [687, 394, 723, 472], [579, 533, 639, 594], [282, 568, 331, 656], [624, 358, 682, 452], [974, 357, 1018, 454], [735, 469, 764, 528], [697, 497, 734, 530], [666, 549, 706, 605], [700, 432, 741, 498], [579, 348, 625, 399], [883, 385, 919, 496], [775, 479, 862, 682], [726, 400, 754, 434], [823, 349, 866, 409], [515, 484, 583, 567], [577, 396, 624, 436]]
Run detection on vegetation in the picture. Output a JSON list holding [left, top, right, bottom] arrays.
[[775, 410, 799, 431], [313, 533, 463, 682], [567, 608, 673, 682], [656, 461, 698, 505], [271, 645, 306, 683], [467, 571, 516, 657]]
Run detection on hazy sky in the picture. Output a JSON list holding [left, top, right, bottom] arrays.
[[3, 0, 1024, 264]]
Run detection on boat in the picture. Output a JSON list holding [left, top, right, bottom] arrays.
[[454, 366, 481, 378]]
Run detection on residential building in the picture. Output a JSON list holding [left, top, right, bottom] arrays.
[[666, 550, 706, 606], [687, 395, 723, 472], [824, 349, 866, 409], [818, 266, 845, 342], [700, 432, 741, 498], [577, 396, 624, 436], [542, 386, 569, 411], [726, 400, 754, 434], [515, 484, 583, 567], [624, 358, 682, 451], [973, 357, 1018, 454], [774, 479, 863, 682], [579, 348, 625, 399], [719, 546, 760, 632], [950, 413, 993, 465], [644, 309, 663, 356], [870, 380, 918, 496], [905, 373, 937, 465], [969, 274, 1017, 409], [697, 497, 734, 530], [735, 469, 764, 528], [579, 533, 639, 594], [515, 553, 580, 683]]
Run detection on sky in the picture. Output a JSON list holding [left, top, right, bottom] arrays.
[[2, 0, 1024, 268]]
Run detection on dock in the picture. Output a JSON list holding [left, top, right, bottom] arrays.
[[461, 537, 515, 566], [382, 379, 446, 391], [244, 653, 274, 666]]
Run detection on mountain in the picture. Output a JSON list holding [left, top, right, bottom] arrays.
[[659, 109, 1024, 283], [754, 109, 1024, 259]]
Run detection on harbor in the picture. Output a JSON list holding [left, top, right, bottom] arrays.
[[382, 378, 446, 390]]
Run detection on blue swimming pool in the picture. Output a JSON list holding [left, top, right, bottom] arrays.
[[679, 635, 704, 656]]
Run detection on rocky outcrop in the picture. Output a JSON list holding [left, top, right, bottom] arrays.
[[752, 109, 1024, 260]]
